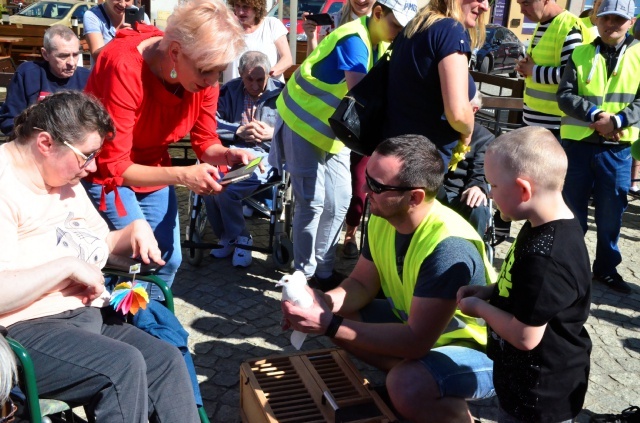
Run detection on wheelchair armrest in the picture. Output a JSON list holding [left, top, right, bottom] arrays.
[[104, 255, 161, 276], [6, 337, 43, 422]]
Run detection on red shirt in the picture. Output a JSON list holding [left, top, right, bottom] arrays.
[[84, 24, 221, 193]]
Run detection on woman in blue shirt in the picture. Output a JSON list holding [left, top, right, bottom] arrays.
[[382, 0, 488, 167], [83, 0, 150, 65]]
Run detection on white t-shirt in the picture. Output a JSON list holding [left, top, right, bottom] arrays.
[[222, 17, 289, 83], [0, 143, 111, 327]]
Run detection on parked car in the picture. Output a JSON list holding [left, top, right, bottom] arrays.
[[9, 0, 94, 27], [470, 24, 525, 77], [267, 0, 345, 40]]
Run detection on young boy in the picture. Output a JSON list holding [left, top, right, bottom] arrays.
[[457, 126, 592, 423], [557, 0, 639, 294]]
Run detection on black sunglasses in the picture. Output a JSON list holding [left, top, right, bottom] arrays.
[[365, 170, 423, 194]]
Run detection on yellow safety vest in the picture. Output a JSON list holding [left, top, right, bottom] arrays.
[[368, 201, 496, 348], [561, 42, 640, 142], [580, 16, 598, 44], [525, 11, 588, 117], [276, 16, 387, 153]]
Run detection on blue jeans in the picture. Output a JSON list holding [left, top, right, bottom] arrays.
[[560, 140, 631, 277], [204, 144, 271, 241], [82, 182, 182, 297], [280, 122, 352, 278], [361, 299, 495, 401]]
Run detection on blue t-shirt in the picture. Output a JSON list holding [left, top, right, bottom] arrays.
[[0, 61, 90, 134], [83, 5, 150, 66], [311, 34, 370, 84], [383, 18, 476, 166]]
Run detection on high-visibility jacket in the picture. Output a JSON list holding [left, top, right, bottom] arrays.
[[276, 16, 387, 153], [524, 11, 587, 117], [561, 42, 640, 142], [368, 201, 495, 348], [580, 16, 598, 43]]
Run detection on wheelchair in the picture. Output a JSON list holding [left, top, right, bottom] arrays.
[[4, 259, 210, 423], [182, 168, 295, 271]]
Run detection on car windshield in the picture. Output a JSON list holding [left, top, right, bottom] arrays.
[[18, 1, 72, 19], [268, 0, 325, 19]]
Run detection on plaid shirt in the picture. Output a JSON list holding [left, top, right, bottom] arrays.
[[242, 89, 258, 125]]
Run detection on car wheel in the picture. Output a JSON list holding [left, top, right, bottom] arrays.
[[480, 56, 491, 74]]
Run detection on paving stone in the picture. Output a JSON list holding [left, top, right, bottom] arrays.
[[170, 187, 640, 422]]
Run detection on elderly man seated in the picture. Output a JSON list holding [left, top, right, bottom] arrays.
[[204, 50, 284, 267], [0, 24, 90, 135], [437, 92, 493, 237]]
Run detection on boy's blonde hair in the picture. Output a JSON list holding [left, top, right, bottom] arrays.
[[487, 126, 568, 191], [163, 0, 245, 71]]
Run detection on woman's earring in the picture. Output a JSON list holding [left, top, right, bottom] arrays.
[[170, 67, 177, 79]]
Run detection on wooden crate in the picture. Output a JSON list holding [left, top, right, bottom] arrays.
[[240, 348, 398, 423]]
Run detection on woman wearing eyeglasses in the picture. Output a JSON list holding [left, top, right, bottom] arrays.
[[80, 0, 250, 409], [0, 91, 199, 423]]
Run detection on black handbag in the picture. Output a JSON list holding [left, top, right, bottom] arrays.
[[328, 47, 391, 156]]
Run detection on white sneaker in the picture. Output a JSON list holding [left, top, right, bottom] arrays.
[[232, 235, 253, 267], [242, 205, 254, 218], [210, 239, 235, 258]]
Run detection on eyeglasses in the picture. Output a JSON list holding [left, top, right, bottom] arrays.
[[0, 398, 17, 423], [62, 141, 102, 169], [33, 127, 102, 169], [365, 170, 423, 194]]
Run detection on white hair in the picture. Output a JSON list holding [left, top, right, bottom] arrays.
[[0, 336, 17, 406]]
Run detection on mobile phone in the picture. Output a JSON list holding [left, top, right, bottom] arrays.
[[124, 6, 145, 25], [105, 255, 160, 275], [219, 156, 263, 185], [306, 13, 334, 26]]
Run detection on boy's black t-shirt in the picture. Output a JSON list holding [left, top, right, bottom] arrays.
[[487, 218, 592, 423]]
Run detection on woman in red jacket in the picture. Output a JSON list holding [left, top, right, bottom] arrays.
[[81, 0, 250, 409]]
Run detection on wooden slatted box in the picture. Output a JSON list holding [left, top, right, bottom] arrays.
[[240, 348, 398, 423]]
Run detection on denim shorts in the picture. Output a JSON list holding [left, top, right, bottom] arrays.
[[360, 299, 496, 401]]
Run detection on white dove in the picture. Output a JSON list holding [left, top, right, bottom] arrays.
[[277, 271, 314, 350]]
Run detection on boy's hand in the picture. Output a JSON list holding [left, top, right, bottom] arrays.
[[456, 284, 493, 303], [457, 296, 485, 317]]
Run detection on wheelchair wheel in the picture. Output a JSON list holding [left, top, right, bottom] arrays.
[[186, 192, 208, 267], [273, 233, 294, 271]]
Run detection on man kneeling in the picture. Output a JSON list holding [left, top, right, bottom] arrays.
[[282, 135, 496, 423]]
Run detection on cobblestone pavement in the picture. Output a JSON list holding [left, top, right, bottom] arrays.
[[171, 186, 640, 423]]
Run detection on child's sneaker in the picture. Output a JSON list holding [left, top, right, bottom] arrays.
[[629, 186, 640, 199], [210, 239, 235, 258], [232, 235, 253, 267]]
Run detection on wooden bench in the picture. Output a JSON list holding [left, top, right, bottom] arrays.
[[470, 70, 525, 135], [0, 24, 47, 63]]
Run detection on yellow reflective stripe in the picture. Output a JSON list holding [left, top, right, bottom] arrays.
[[605, 93, 636, 104], [525, 86, 558, 101], [562, 116, 591, 127], [293, 71, 342, 110], [280, 85, 336, 140]]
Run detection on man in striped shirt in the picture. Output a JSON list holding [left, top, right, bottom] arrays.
[[515, 0, 588, 136]]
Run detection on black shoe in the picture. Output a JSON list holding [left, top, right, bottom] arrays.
[[343, 241, 359, 259], [590, 406, 640, 423], [308, 271, 347, 292], [593, 272, 632, 294]]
